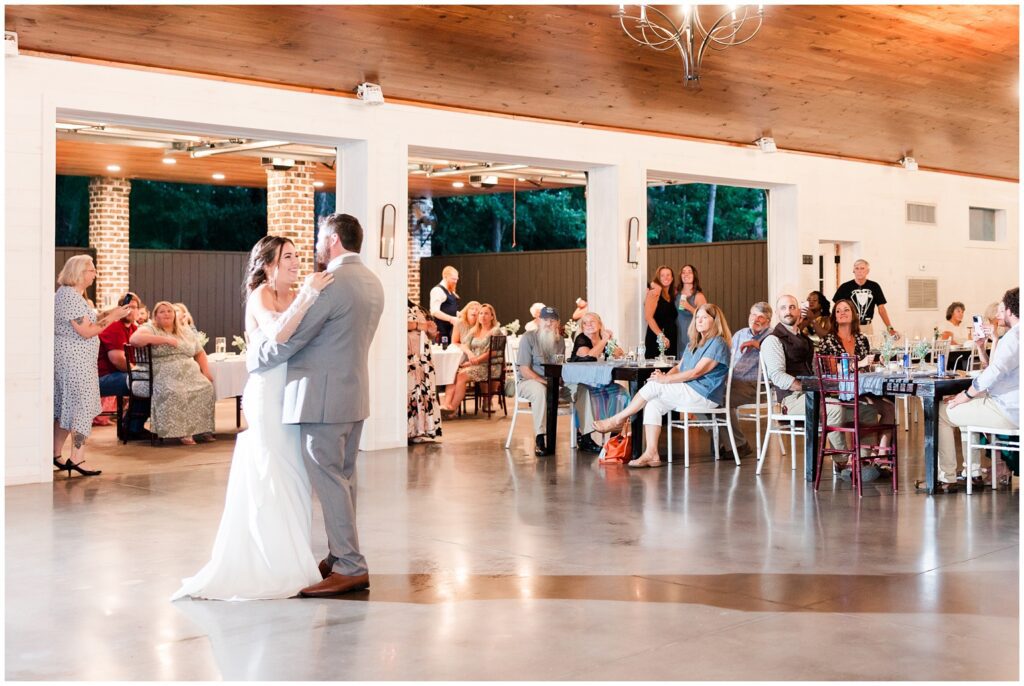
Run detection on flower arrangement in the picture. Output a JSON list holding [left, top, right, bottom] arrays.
[[231, 334, 247, 355], [912, 338, 931, 361], [195, 330, 209, 350], [878, 333, 898, 363], [564, 319, 580, 340], [501, 319, 521, 336], [604, 338, 619, 360]]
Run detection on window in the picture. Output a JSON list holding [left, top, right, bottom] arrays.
[[969, 207, 997, 242]]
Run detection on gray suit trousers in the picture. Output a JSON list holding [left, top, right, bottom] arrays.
[[300, 421, 367, 576]]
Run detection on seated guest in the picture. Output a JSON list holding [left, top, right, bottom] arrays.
[[593, 304, 732, 468], [516, 306, 564, 456], [136, 305, 149, 326], [523, 302, 546, 333], [720, 301, 773, 458], [173, 302, 199, 338], [940, 301, 965, 344], [570, 312, 626, 453], [800, 290, 832, 341], [933, 287, 1019, 492], [817, 298, 896, 474], [130, 301, 216, 445], [452, 300, 481, 345], [761, 295, 846, 453], [440, 304, 501, 415], [97, 292, 151, 439], [407, 299, 441, 443]]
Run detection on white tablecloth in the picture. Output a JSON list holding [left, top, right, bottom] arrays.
[[431, 346, 464, 386], [207, 354, 249, 400]]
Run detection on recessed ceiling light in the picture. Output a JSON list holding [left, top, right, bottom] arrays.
[[313, 181, 325, 188], [161, 157, 177, 165], [211, 173, 225, 180], [518, 177, 526, 182], [452, 181, 465, 188], [106, 164, 121, 172]]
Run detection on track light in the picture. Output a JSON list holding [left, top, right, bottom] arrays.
[[899, 156, 918, 171]]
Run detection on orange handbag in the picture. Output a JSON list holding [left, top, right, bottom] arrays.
[[599, 425, 632, 464]]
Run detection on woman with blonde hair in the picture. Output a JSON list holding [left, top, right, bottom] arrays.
[[570, 311, 627, 452], [453, 300, 481, 346], [130, 300, 216, 444], [595, 303, 733, 468], [52, 254, 134, 476], [440, 303, 501, 414]]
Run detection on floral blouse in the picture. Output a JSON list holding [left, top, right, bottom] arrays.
[[817, 332, 871, 361]]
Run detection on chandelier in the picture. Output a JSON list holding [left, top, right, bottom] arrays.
[[614, 4, 765, 88]]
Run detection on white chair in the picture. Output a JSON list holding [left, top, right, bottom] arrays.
[[735, 357, 770, 459], [964, 426, 1019, 494], [504, 349, 574, 450], [666, 362, 740, 468], [754, 354, 806, 476]]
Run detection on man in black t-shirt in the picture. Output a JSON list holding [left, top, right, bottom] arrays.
[[832, 259, 901, 339]]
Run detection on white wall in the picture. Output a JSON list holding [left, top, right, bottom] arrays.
[[5, 56, 1018, 484]]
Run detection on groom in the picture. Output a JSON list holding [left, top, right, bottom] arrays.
[[251, 213, 385, 597]]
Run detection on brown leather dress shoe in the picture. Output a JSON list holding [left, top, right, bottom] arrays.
[[299, 573, 370, 597], [318, 558, 332, 580]]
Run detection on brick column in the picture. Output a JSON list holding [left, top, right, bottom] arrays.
[[265, 161, 315, 276], [88, 177, 131, 308], [408, 198, 434, 307]]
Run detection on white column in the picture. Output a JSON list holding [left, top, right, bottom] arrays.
[[337, 138, 409, 451], [586, 162, 648, 349], [766, 184, 802, 303]]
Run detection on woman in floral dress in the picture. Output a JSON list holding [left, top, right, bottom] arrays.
[[130, 301, 216, 444], [408, 300, 442, 442]]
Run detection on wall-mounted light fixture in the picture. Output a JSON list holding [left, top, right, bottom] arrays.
[[380, 203, 397, 266], [627, 217, 640, 269]]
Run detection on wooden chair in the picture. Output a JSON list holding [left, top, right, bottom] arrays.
[[475, 334, 507, 416], [124, 344, 157, 446], [813, 354, 898, 497]]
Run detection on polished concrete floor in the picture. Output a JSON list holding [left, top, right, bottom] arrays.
[[6, 399, 1020, 680]]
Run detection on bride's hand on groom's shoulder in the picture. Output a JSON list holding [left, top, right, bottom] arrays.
[[305, 271, 334, 293]]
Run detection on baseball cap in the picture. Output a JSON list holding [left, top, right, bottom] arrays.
[[539, 306, 559, 320]]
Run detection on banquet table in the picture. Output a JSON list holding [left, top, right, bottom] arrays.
[[798, 369, 972, 494], [206, 353, 248, 427], [541, 360, 673, 457], [431, 346, 464, 386]]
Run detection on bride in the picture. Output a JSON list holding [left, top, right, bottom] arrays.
[[171, 236, 332, 601]]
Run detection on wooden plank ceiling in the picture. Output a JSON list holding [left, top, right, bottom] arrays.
[[9, 4, 1019, 179]]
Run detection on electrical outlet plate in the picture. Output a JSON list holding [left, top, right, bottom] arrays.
[[802, 254, 814, 265]]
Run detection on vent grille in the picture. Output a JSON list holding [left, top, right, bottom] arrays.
[[907, 278, 938, 310], [906, 202, 936, 224]]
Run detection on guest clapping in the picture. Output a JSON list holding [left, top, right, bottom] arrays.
[[596, 304, 732, 468], [440, 304, 501, 414], [53, 255, 134, 476], [130, 301, 216, 445]]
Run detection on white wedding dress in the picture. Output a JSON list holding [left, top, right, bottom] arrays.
[[171, 288, 323, 601]]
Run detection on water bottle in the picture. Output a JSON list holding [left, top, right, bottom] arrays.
[[441, 335, 449, 350], [937, 353, 946, 376], [840, 356, 850, 378]]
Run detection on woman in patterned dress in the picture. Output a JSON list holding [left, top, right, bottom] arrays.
[[53, 255, 134, 476], [439, 303, 501, 414], [407, 300, 442, 442], [130, 301, 217, 444]]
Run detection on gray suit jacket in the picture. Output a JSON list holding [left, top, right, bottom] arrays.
[[249, 254, 385, 425]]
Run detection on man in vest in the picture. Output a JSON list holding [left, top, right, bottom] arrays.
[[429, 265, 460, 344], [761, 294, 846, 452]]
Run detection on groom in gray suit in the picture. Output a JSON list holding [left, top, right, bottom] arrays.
[[252, 213, 385, 597]]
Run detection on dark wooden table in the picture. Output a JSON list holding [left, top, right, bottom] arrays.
[[799, 372, 972, 494], [542, 361, 672, 457]]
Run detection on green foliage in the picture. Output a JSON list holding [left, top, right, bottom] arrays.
[[129, 180, 268, 250], [432, 188, 587, 254], [429, 183, 766, 256], [648, 184, 767, 245], [55, 176, 90, 246]]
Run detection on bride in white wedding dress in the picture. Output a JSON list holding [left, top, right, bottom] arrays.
[[171, 236, 332, 601]]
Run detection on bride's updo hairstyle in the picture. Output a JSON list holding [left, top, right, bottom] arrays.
[[243, 235, 293, 299]]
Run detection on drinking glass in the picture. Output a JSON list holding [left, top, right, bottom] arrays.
[[214, 337, 227, 354], [637, 344, 646, 360], [554, 354, 565, 364]]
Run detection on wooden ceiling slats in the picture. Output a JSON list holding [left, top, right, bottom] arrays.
[[8, 4, 1018, 178]]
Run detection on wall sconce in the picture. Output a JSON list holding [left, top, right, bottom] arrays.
[[380, 203, 396, 266], [627, 216, 640, 269]]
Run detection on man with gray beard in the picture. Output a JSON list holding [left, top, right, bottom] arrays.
[[516, 306, 564, 456]]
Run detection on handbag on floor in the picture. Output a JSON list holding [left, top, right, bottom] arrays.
[[598, 425, 631, 464]]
